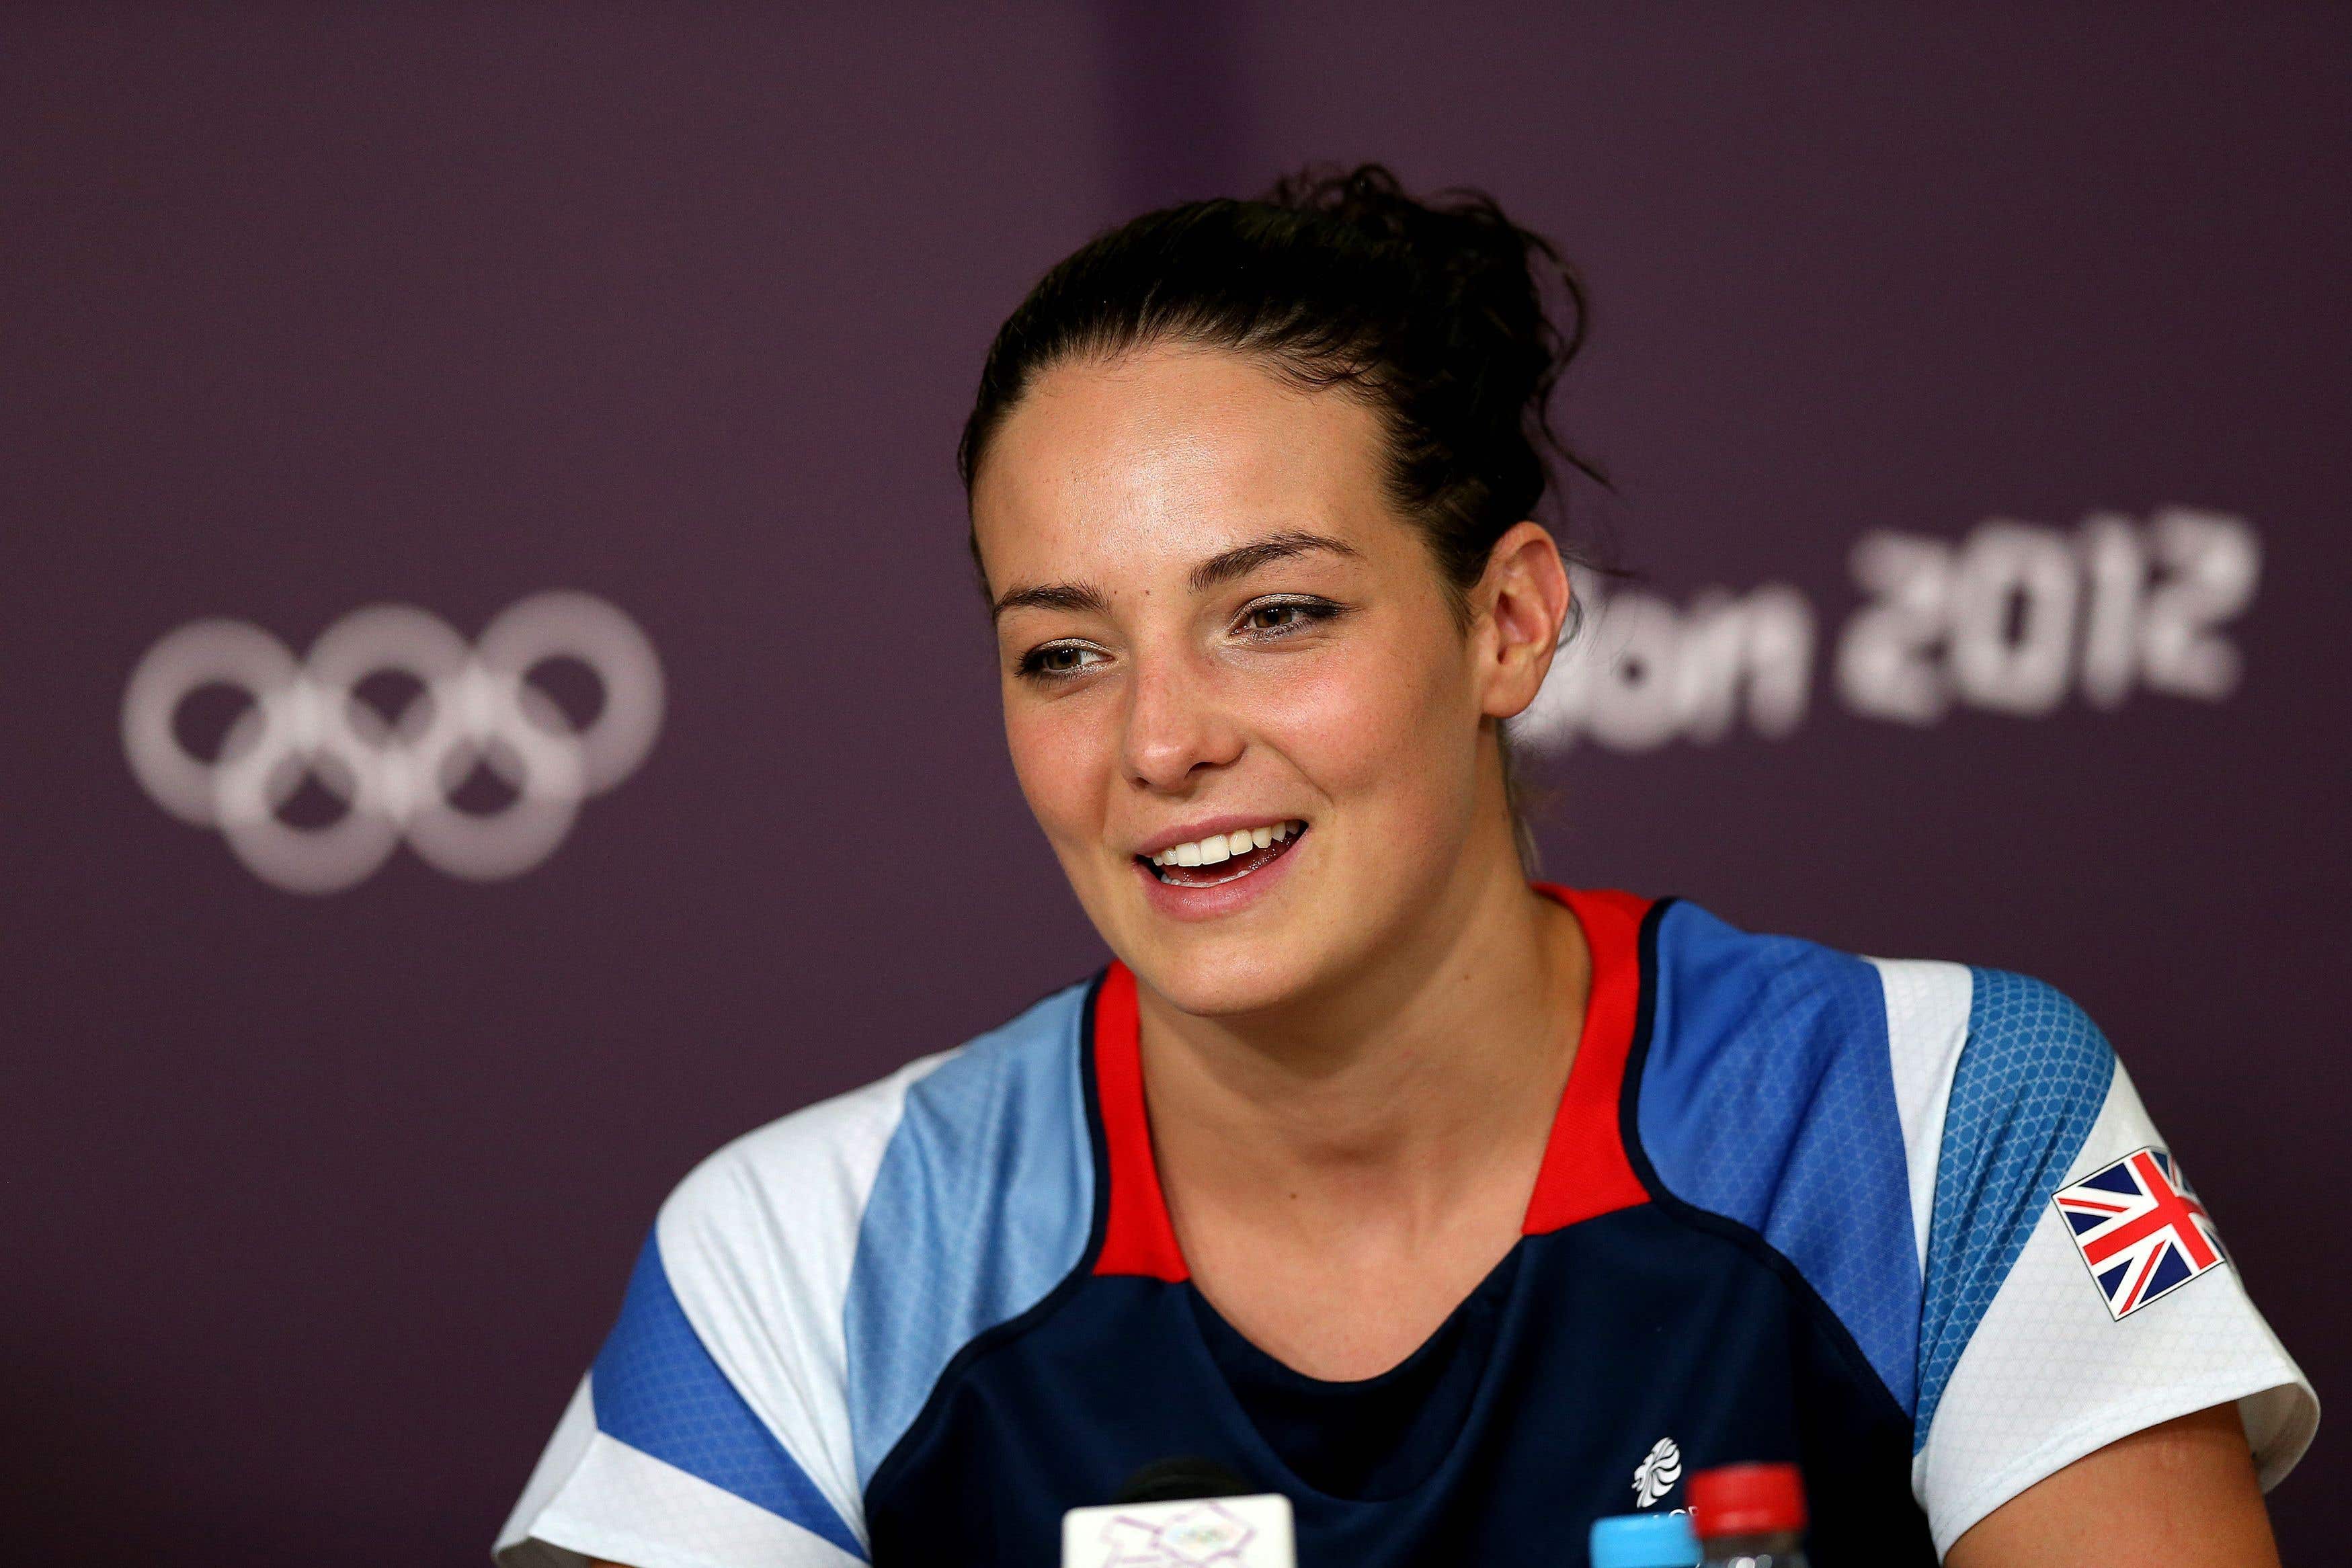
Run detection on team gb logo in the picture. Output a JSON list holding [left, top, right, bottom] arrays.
[[1632, 1437, 1682, 1508]]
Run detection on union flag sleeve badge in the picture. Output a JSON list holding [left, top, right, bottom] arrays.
[[2053, 1146, 2230, 1320]]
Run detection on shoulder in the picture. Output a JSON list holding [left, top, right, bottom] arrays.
[[655, 975, 1102, 1493], [662, 976, 1096, 1267], [1631, 899, 2120, 1417], [497, 981, 1104, 1566], [1636, 898, 2115, 1180], [651, 979, 1099, 1379]]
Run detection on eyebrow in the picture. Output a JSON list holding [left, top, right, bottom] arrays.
[[989, 530, 1363, 623], [1188, 530, 1362, 593], [989, 581, 1110, 622]]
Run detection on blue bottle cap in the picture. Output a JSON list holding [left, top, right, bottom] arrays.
[[1590, 1510, 1701, 1568]]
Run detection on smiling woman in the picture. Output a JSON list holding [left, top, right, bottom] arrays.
[[973, 338, 1576, 1029], [497, 168, 2314, 1568]]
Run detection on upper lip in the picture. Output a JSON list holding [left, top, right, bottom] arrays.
[[1132, 814, 1304, 859]]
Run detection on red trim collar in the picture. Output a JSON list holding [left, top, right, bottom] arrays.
[[1088, 960, 1189, 1279], [1090, 885, 1652, 1280], [1519, 884, 1652, 1235]]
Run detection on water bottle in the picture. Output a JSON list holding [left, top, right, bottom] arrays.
[[1687, 1462, 1808, 1568], [1589, 1510, 1701, 1567]]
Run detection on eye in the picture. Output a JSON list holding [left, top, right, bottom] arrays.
[[1233, 595, 1346, 641], [1018, 641, 1109, 680]]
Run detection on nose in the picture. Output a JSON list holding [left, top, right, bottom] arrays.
[[1121, 647, 1243, 794]]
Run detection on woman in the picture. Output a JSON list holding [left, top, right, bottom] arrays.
[[498, 167, 2313, 1567]]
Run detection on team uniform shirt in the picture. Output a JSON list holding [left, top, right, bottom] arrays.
[[496, 889, 2316, 1567]]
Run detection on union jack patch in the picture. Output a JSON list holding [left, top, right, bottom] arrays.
[[2053, 1146, 2229, 1320]]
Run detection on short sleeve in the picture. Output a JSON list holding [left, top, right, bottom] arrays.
[[495, 1054, 952, 1568], [1908, 970, 2317, 1553], [492, 1228, 867, 1568]]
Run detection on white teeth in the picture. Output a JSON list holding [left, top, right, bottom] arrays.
[[1147, 821, 1307, 874]]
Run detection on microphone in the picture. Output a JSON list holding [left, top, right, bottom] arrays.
[[1061, 1456, 1297, 1567], [1113, 1457, 1258, 1504]]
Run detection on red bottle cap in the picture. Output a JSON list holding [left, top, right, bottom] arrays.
[[1688, 1462, 1808, 1538]]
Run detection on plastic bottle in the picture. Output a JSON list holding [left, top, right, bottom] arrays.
[[1687, 1462, 1808, 1568], [1589, 1510, 1701, 1568]]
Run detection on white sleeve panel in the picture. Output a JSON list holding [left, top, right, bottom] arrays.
[[494, 1050, 957, 1567], [497, 1376, 599, 1568], [501, 1421, 866, 1568], [1913, 1061, 2318, 1555], [1867, 958, 1972, 1278], [655, 1050, 955, 1551]]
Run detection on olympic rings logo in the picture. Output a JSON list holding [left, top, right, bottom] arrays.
[[122, 593, 663, 894]]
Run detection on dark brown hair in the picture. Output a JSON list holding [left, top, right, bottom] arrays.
[[961, 163, 1604, 866]]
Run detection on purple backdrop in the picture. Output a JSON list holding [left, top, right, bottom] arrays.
[[4, 5, 2342, 1563]]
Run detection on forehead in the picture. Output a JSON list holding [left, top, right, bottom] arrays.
[[971, 344, 1397, 588]]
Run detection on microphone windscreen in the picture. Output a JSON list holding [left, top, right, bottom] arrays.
[[1112, 1456, 1256, 1505]]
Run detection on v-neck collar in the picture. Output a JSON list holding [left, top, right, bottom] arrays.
[[1087, 884, 1654, 1282]]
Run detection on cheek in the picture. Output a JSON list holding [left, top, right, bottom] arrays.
[[1003, 692, 1114, 848], [1260, 622, 1477, 811]]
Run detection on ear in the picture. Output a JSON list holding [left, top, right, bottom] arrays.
[[1471, 522, 1573, 721]]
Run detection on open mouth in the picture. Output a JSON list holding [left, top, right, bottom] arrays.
[[1139, 821, 1307, 889]]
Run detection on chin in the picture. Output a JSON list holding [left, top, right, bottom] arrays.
[[1113, 891, 1360, 1020], [1126, 939, 1322, 1020]]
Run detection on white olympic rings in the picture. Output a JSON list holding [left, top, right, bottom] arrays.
[[122, 592, 664, 894]]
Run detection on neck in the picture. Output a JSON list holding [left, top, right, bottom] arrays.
[[1132, 821, 1590, 1240]]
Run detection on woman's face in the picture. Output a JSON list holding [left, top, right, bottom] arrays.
[[971, 343, 1562, 1019]]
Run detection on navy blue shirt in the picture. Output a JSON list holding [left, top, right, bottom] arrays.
[[499, 889, 2314, 1567]]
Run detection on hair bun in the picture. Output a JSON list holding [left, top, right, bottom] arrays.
[[965, 160, 1603, 562], [1264, 163, 1586, 458]]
